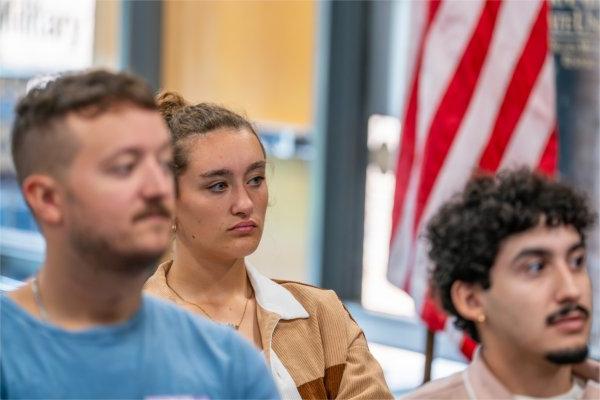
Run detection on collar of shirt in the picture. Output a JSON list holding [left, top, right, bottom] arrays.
[[246, 263, 309, 320], [464, 348, 590, 400]]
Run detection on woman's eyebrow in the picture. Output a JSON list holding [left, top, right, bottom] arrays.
[[199, 168, 232, 178]]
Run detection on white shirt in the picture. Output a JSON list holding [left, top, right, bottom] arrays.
[[246, 264, 309, 400]]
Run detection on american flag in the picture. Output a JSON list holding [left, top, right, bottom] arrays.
[[387, 0, 558, 359]]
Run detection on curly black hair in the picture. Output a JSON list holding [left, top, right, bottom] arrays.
[[425, 168, 597, 342]]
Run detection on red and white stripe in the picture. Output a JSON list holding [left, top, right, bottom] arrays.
[[388, 0, 558, 359]]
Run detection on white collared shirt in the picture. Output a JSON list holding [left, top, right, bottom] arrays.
[[246, 264, 309, 400]]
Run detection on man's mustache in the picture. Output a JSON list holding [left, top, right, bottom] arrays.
[[132, 202, 172, 222], [546, 303, 590, 325]]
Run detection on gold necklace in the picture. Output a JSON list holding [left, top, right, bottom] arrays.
[[165, 278, 252, 330]]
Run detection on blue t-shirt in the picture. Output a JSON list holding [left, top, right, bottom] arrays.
[[0, 294, 279, 399]]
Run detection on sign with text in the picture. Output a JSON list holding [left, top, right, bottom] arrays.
[[0, 0, 95, 76]]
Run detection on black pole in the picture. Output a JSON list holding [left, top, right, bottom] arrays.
[[423, 329, 435, 384]]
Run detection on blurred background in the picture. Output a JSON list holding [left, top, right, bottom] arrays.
[[0, 0, 598, 396]]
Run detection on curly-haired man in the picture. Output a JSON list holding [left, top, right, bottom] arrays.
[[405, 168, 599, 399]]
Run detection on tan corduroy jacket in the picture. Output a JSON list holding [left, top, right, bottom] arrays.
[[145, 261, 393, 400], [403, 349, 600, 399]]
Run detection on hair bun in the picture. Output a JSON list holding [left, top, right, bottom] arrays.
[[156, 91, 187, 123]]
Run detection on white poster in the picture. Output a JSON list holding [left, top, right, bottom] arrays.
[[0, 0, 95, 76]]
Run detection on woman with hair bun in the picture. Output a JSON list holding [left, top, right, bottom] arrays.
[[145, 92, 392, 399]]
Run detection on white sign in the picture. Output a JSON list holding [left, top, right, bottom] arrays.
[[0, 0, 95, 76]]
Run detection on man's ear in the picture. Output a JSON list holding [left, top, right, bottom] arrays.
[[450, 280, 485, 323], [21, 174, 65, 225]]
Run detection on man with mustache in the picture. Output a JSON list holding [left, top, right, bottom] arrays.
[[1, 70, 279, 399], [405, 169, 599, 399]]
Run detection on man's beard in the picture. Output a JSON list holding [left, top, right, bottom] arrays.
[[64, 191, 170, 275], [69, 223, 165, 275], [544, 302, 590, 365], [545, 346, 589, 365]]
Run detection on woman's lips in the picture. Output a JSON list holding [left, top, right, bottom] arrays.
[[229, 221, 257, 233]]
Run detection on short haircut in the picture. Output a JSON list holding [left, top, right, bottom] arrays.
[[156, 92, 265, 183], [426, 168, 597, 342], [11, 69, 157, 185]]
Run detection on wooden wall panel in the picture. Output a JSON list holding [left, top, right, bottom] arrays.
[[93, 0, 121, 69], [162, 0, 315, 127]]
